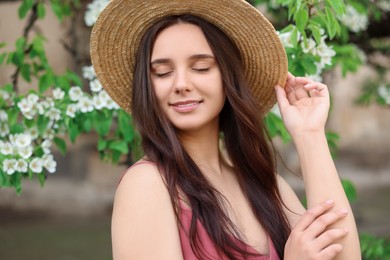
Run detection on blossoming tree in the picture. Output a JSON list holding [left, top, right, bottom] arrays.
[[0, 0, 389, 195]]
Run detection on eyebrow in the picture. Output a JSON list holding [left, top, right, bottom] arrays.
[[150, 54, 215, 65]]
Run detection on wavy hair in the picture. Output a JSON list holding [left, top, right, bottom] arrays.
[[132, 14, 290, 259]]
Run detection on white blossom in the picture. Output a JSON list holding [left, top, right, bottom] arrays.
[[14, 133, 32, 148], [41, 139, 52, 154], [0, 123, 10, 137], [43, 128, 55, 140], [3, 159, 17, 175], [27, 93, 39, 103], [278, 31, 295, 48], [66, 104, 78, 118], [69, 86, 84, 101], [26, 126, 39, 140], [271, 105, 282, 118], [340, 5, 368, 33], [301, 38, 317, 55], [42, 154, 57, 173], [105, 98, 120, 110], [92, 95, 106, 110], [0, 90, 10, 100], [46, 107, 62, 121], [18, 145, 33, 159], [15, 159, 28, 173], [17, 98, 33, 113], [82, 66, 96, 80], [378, 0, 390, 11], [89, 79, 103, 92], [0, 110, 7, 121], [0, 142, 14, 155], [53, 88, 65, 100], [29, 157, 44, 173], [378, 84, 390, 105], [78, 96, 94, 113], [84, 0, 110, 26], [40, 99, 55, 110]]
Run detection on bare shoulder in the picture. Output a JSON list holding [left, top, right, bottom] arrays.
[[276, 174, 306, 227], [112, 162, 183, 259]]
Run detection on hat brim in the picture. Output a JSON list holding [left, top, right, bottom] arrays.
[[90, 0, 287, 114]]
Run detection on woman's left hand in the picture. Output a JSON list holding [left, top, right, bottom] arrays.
[[275, 73, 330, 137]]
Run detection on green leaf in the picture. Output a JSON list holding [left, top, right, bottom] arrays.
[[300, 56, 317, 75], [51, 1, 64, 22], [0, 42, 6, 48], [109, 140, 129, 154], [11, 173, 22, 194], [93, 112, 113, 137], [37, 115, 50, 135], [18, 0, 34, 19], [10, 123, 25, 134], [295, 7, 309, 32], [118, 110, 134, 142], [37, 3, 46, 19], [54, 75, 71, 90], [53, 137, 67, 155], [66, 70, 82, 86], [38, 71, 54, 93], [8, 107, 19, 126], [37, 173, 46, 187], [69, 120, 80, 143], [290, 27, 299, 48], [97, 138, 108, 151], [1, 83, 13, 93], [308, 24, 322, 45], [0, 53, 7, 65], [325, 0, 345, 16], [341, 179, 357, 202], [21, 64, 31, 82]]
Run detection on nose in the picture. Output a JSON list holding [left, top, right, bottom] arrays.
[[173, 69, 192, 94]]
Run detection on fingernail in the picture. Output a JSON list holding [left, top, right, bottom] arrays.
[[340, 208, 348, 215], [325, 199, 334, 205]]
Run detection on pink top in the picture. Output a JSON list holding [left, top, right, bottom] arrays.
[[120, 161, 280, 260]]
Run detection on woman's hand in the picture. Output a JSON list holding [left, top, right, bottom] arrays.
[[284, 200, 349, 260], [275, 73, 330, 137]]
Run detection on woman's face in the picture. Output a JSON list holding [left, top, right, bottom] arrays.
[[150, 23, 225, 133]]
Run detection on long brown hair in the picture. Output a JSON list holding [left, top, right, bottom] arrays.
[[132, 15, 290, 259]]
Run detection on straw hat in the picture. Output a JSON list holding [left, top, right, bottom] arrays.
[[90, 0, 287, 114]]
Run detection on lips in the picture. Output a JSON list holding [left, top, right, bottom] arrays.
[[170, 100, 202, 112]]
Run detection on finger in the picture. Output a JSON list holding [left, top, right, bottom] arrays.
[[293, 200, 335, 232], [286, 73, 314, 89], [318, 244, 343, 259], [286, 86, 298, 103], [275, 85, 290, 111], [303, 82, 329, 97], [313, 228, 349, 252], [305, 209, 349, 238]]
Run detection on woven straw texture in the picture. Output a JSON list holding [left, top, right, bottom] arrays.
[[90, 0, 288, 114]]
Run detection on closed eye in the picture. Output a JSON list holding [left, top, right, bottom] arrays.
[[153, 71, 172, 78], [193, 68, 210, 72]]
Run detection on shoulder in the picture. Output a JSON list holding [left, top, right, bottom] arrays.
[[276, 174, 306, 227], [112, 161, 183, 259]]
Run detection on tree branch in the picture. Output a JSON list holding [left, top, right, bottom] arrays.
[[10, 2, 39, 93]]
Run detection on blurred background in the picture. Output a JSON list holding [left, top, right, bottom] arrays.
[[0, 0, 389, 259]]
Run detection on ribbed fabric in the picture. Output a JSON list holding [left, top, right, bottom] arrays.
[[178, 200, 280, 260]]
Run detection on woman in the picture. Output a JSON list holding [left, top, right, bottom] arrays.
[[90, 1, 360, 259]]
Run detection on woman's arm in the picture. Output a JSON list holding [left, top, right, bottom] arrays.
[[112, 163, 183, 260], [275, 73, 361, 259]]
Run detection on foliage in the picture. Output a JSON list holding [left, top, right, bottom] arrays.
[[0, 0, 388, 197], [360, 233, 390, 260]]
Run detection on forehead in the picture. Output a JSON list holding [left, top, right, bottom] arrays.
[[151, 23, 213, 59]]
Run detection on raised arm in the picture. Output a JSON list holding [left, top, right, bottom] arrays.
[[112, 163, 183, 260], [275, 73, 360, 259]]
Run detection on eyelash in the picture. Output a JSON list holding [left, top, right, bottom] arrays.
[[153, 67, 210, 78]]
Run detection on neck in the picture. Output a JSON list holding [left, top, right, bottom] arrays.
[[178, 123, 227, 176]]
